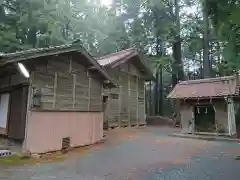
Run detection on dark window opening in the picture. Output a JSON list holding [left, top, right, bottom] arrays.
[[194, 104, 215, 132]]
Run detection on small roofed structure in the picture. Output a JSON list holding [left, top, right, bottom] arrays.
[[168, 75, 240, 136], [0, 41, 117, 154], [97, 48, 153, 128]]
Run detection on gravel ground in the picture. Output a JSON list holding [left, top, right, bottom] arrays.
[[0, 126, 240, 180]]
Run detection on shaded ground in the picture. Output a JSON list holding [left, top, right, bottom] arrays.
[[0, 126, 240, 180]]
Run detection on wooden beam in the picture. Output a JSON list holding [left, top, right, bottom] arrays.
[[88, 66, 97, 70], [104, 80, 111, 84], [53, 72, 58, 108]]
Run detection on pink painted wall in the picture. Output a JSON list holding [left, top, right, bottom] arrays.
[[24, 111, 103, 154]]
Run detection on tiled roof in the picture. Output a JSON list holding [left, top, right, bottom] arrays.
[[167, 76, 239, 99], [97, 48, 136, 66]]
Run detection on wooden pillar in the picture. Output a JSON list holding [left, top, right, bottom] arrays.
[[145, 83, 148, 115], [118, 86, 122, 127], [72, 74, 76, 108], [228, 97, 236, 136], [128, 74, 131, 126], [149, 81, 152, 115], [53, 72, 58, 108], [136, 76, 139, 126], [69, 58, 72, 73], [143, 82, 146, 124], [23, 80, 33, 152], [88, 72, 91, 111], [107, 89, 111, 126]]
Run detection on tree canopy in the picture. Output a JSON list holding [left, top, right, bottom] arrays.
[[0, 0, 239, 103]]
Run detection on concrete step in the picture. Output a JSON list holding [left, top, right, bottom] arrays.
[[169, 133, 240, 143], [0, 150, 12, 157]]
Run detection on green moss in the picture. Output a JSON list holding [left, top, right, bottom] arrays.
[[0, 153, 66, 166], [0, 154, 33, 166]]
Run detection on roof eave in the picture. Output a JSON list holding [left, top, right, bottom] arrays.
[[167, 95, 235, 100], [78, 47, 118, 88], [135, 54, 154, 80], [105, 51, 154, 81], [0, 46, 79, 68], [0, 44, 118, 88]]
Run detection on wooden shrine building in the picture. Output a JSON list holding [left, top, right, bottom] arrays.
[[97, 48, 153, 128], [168, 75, 240, 136]]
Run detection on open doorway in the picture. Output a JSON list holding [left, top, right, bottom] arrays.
[[0, 86, 28, 153], [103, 96, 109, 130], [235, 103, 240, 138], [8, 86, 28, 141], [0, 93, 10, 135], [194, 104, 216, 132]]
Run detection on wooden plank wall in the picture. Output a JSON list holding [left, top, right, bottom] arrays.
[[31, 55, 103, 111], [138, 79, 145, 125], [104, 69, 120, 127], [0, 73, 28, 90], [105, 62, 146, 127]]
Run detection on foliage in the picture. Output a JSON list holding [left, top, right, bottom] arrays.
[[207, 0, 240, 74], [2, 0, 240, 116]]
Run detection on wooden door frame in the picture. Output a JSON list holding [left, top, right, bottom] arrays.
[[0, 92, 11, 136], [4, 84, 29, 139], [194, 104, 216, 132]]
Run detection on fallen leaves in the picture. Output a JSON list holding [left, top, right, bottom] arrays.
[[154, 140, 169, 144]]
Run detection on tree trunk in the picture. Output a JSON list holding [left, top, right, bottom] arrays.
[[155, 69, 159, 115], [159, 64, 163, 116], [155, 36, 164, 116], [199, 50, 203, 78], [172, 0, 184, 87], [203, 0, 211, 78], [171, 0, 184, 125]]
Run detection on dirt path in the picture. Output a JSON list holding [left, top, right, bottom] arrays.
[[0, 126, 240, 180]]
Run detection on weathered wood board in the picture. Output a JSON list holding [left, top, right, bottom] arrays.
[[30, 54, 103, 111], [104, 61, 147, 127]]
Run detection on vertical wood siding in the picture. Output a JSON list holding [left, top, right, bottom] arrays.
[[31, 55, 103, 111], [105, 61, 146, 127]]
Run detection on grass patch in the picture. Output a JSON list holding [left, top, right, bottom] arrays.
[[0, 154, 33, 166], [0, 141, 107, 166], [0, 153, 66, 166]]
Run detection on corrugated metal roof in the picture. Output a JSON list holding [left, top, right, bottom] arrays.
[[0, 43, 77, 66], [97, 48, 154, 80], [167, 76, 239, 99], [0, 41, 118, 88]]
